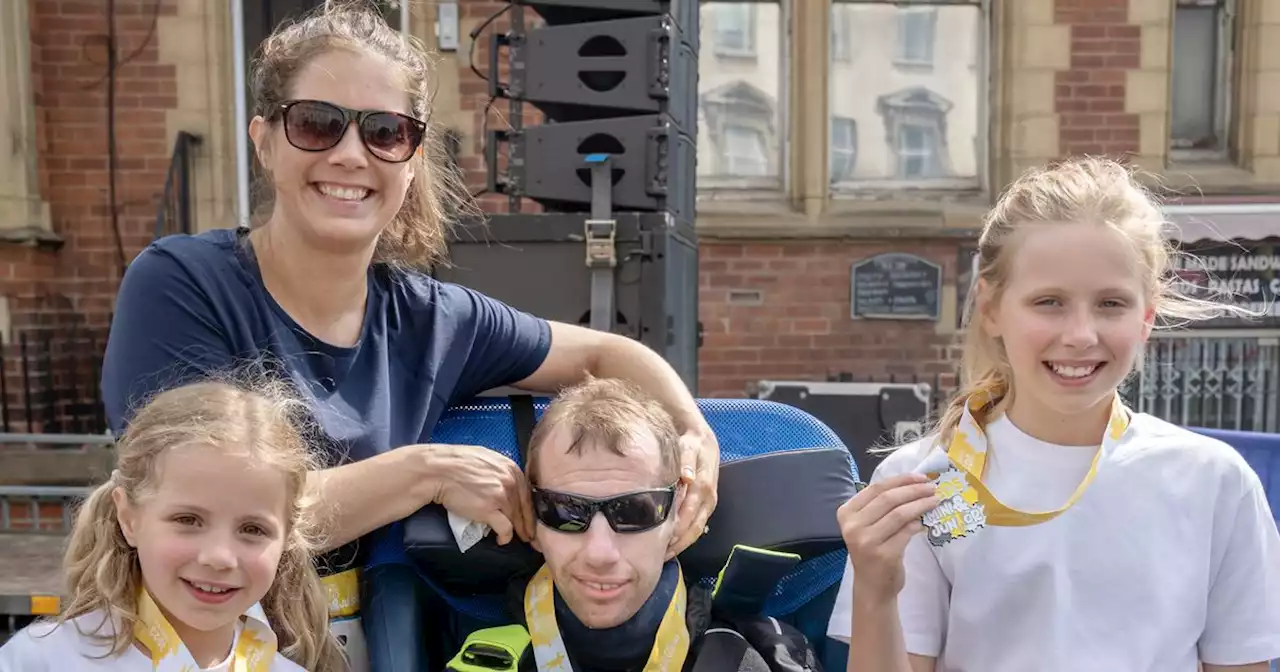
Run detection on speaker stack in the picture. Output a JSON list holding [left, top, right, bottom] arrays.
[[438, 0, 702, 393]]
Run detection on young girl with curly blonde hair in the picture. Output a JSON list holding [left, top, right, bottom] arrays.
[[0, 379, 347, 671]]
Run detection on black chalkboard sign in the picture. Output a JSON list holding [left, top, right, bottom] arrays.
[[850, 253, 942, 320]]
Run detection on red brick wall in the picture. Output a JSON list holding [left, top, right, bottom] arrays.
[[696, 241, 962, 398], [1054, 0, 1140, 156], [2, 0, 178, 432]]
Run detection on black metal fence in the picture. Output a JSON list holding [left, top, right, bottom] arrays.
[[0, 328, 108, 436], [154, 131, 200, 240]]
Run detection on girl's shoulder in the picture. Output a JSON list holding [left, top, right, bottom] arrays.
[[1121, 413, 1267, 493], [1125, 414, 1255, 464], [0, 611, 130, 669]]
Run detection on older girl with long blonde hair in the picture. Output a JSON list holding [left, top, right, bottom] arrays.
[[830, 157, 1280, 671], [0, 379, 347, 671]]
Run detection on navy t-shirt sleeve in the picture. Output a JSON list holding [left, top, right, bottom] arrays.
[[446, 283, 552, 403], [100, 246, 236, 434]]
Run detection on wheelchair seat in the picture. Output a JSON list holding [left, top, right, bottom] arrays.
[[364, 397, 860, 669]]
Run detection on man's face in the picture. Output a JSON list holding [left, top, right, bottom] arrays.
[[531, 425, 683, 629]]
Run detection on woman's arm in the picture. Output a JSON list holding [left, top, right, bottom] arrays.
[[514, 322, 707, 434], [513, 321, 719, 553], [306, 441, 528, 551]]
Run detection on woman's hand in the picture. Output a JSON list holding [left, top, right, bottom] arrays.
[[427, 444, 534, 545], [837, 473, 939, 605], [667, 427, 721, 558]]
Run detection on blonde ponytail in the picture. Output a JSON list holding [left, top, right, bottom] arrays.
[[56, 478, 142, 653]]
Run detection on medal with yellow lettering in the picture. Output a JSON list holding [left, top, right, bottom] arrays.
[[524, 563, 690, 671], [133, 587, 277, 671], [918, 393, 1131, 547]]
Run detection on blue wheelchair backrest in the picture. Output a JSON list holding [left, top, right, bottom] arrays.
[[396, 396, 860, 626]]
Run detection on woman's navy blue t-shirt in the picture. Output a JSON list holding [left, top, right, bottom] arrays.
[[99, 227, 551, 564]]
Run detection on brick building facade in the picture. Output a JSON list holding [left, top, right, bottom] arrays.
[[1, 0, 1278, 424]]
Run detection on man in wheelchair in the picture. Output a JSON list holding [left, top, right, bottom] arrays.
[[447, 377, 825, 671]]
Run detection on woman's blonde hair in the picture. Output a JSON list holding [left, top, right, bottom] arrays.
[[935, 156, 1252, 445], [249, 0, 477, 270], [57, 378, 347, 672]]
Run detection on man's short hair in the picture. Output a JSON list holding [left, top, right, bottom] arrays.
[[525, 376, 682, 486]]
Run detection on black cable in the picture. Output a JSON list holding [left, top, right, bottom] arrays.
[[81, 0, 163, 91], [469, 4, 511, 84], [468, 5, 513, 200], [105, 0, 125, 280], [99, 0, 162, 279], [470, 95, 498, 199]]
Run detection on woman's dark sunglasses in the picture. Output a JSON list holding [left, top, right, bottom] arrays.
[[271, 99, 426, 163], [531, 485, 677, 534]]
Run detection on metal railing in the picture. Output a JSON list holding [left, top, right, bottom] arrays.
[[0, 328, 109, 436], [0, 486, 92, 535], [1125, 335, 1280, 434], [154, 131, 201, 240]]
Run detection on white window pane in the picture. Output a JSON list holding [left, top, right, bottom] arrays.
[[829, 1, 981, 184], [896, 9, 936, 66], [898, 123, 941, 178], [712, 4, 755, 56], [698, 1, 784, 185], [1170, 4, 1222, 150], [830, 117, 857, 182], [725, 125, 769, 176]]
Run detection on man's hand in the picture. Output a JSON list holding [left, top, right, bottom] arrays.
[[667, 426, 720, 558]]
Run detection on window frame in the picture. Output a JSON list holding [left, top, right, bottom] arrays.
[[1168, 0, 1238, 163], [827, 0, 990, 195], [697, 0, 791, 199], [830, 116, 858, 183], [895, 121, 944, 179], [894, 7, 938, 69], [712, 3, 759, 58], [723, 123, 771, 176]]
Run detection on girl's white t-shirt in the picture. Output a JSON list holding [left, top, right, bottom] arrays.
[[827, 412, 1280, 672], [0, 609, 305, 671]]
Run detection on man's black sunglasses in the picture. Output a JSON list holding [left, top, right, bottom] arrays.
[[531, 485, 678, 534], [270, 99, 426, 163]]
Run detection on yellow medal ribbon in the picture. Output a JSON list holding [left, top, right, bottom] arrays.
[[928, 393, 1131, 532], [133, 587, 277, 671], [524, 563, 691, 672]]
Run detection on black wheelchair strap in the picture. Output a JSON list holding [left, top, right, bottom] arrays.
[[509, 393, 536, 466]]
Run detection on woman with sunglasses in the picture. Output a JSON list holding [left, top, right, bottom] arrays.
[[99, 2, 719, 669]]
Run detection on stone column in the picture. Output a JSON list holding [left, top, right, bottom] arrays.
[[1002, 0, 1066, 184], [0, 0, 52, 236], [789, 0, 830, 218]]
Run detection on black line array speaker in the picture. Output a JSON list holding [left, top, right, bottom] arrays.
[[462, 2, 702, 393], [486, 1, 699, 218], [438, 214, 700, 393]]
